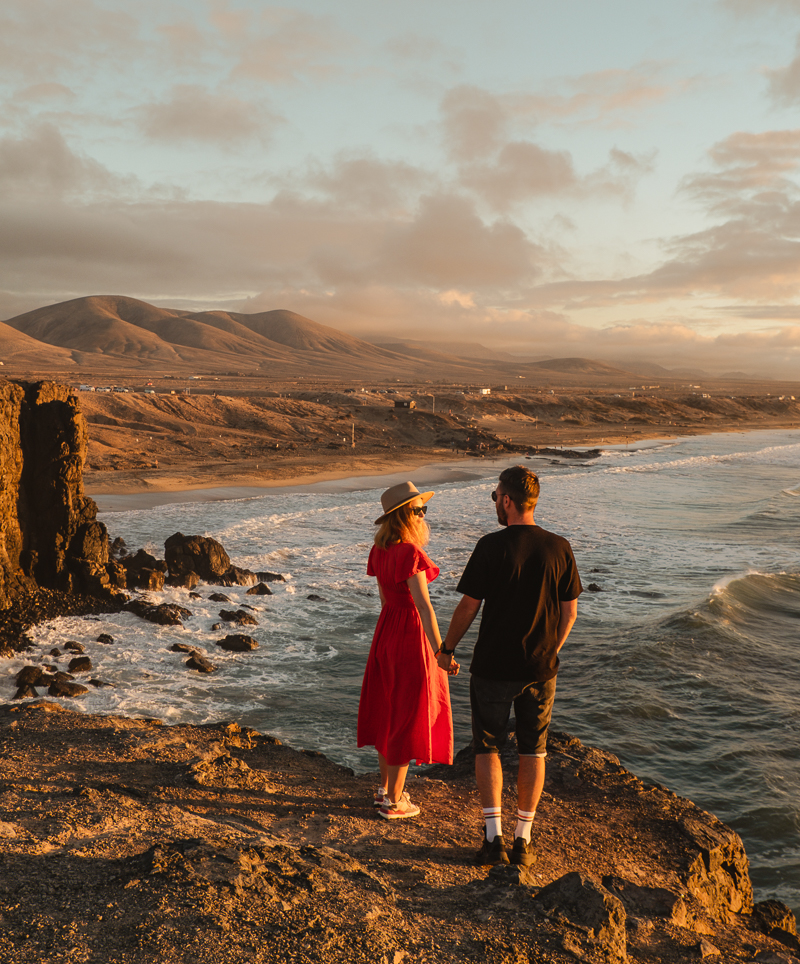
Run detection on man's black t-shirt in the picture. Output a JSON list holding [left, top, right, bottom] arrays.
[[457, 524, 582, 682]]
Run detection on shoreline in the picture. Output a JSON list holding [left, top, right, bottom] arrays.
[[86, 426, 794, 513]]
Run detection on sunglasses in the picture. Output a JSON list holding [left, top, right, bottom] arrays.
[[491, 490, 504, 502], [411, 505, 428, 517]]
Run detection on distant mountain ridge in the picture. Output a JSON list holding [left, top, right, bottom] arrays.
[[0, 295, 755, 383]]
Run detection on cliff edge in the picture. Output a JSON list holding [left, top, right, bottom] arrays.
[[0, 702, 796, 964]]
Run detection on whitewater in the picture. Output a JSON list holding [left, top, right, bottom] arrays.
[[3, 429, 799, 912]]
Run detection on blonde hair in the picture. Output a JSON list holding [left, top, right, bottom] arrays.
[[374, 502, 430, 549]]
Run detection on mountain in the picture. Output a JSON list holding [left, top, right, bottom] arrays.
[[1, 296, 401, 376], [0, 320, 76, 368], [525, 357, 635, 376]]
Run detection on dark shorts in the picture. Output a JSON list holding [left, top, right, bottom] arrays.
[[470, 675, 557, 757]]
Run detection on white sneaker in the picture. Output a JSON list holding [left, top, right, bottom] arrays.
[[379, 791, 420, 820]]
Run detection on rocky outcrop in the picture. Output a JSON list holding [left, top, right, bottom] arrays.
[[0, 705, 795, 964], [164, 533, 258, 587], [0, 381, 114, 609]]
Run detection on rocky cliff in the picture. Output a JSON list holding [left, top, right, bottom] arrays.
[[0, 704, 796, 964], [0, 380, 110, 609]]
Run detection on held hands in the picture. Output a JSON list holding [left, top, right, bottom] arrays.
[[436, 648, 460, 676]]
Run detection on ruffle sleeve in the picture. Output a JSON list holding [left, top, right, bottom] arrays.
[[393, 542, 439, 585]]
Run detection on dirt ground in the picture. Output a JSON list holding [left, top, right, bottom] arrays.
[[0, 700, 795, 964]]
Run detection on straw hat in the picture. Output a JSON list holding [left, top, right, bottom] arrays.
[[374, 481, 434, 524]]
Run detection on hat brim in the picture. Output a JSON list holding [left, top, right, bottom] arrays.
[[374, 490, 434, 525]]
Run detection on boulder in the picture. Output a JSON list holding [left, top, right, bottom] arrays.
[[534, 872, 627, 963], [170, 643, 196, 653], [96, 633, 114, 644], [12, 685, 39, 700], [131, 567, 166, 591], [15, 665, 43, 687], [48, 680, 89, 698], [209, 593, 231, 603], [164, 533, 231, 582], [217, 634, 259, 652], [122, 548, 161, 574], [752, 900, 799, 948], [63, 641, 85, 654], [246, 583, 273, 596], [256, 571, 286, 583], [186, 653, 217, 673], [68, 656, 92, 674], [166, 571, 199, 590], [124, 600, 192, 627], [218, 565, 258, 587], [218, 610, 258, 626]]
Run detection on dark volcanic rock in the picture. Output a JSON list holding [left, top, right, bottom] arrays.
[[63, 641, 85, 653], [97, 633, 114, 644], [246, 583, 273, 596], [186, 653, 217, 673], [256, 571, 286, 582], [165, 571, 199, 589], [164, 533, 231, 582], [307, 594, 325, 602], [170, 643, 195, 653], [216, 634, 259, 652], [68, 656, 92, 674], [218, 609, 258, 626], [218, 565, 258, 587], [48, 679, 89, 697], [753, 899, 799, 948], [534, 872, 627, 963], [12, 684, 39, 700], [15, 665, 43, 687], [208, 592, 231, 603], [124, 600, 192, 626]]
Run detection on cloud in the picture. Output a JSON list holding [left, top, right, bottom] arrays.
[[371, 193, 546, 289], [0, 0, 139, 84], [135, 85, 279, 146], [766, 34, 800, 105], [304, 155, 431, 212], [0, 124, 124, 197], [228, 8, 348, 84], [440, 85, 655, 212], [440, 86, 510, 161], [459, 141, 578, 210], [16, 83, 75, 102], [516, 61, 690, 126]]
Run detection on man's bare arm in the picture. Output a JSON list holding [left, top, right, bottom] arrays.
[[555, 598, 578, 653], [436, 594, 481, 669]]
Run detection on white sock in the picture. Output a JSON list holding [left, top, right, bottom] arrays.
[[483, 807, 502, 841], [515, 809, 536, 843]]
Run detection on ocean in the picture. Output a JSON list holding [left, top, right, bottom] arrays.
[[4, 430, 799, 912]]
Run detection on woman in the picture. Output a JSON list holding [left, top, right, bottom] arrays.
[[357, 481, 459, 820]]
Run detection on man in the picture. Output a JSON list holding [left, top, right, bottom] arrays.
[[436, 465, 581, 867]]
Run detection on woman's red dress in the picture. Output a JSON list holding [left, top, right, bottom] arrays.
[[357, 542, 454, 766]]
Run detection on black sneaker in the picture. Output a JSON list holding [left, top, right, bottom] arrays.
[[510, 836, 535, 867], [474, 833, 509, 866]]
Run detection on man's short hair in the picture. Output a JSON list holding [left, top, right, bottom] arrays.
[[498, 465, 540, 512]]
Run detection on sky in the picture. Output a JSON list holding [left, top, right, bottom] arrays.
[[3, 0, 800, 376]]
